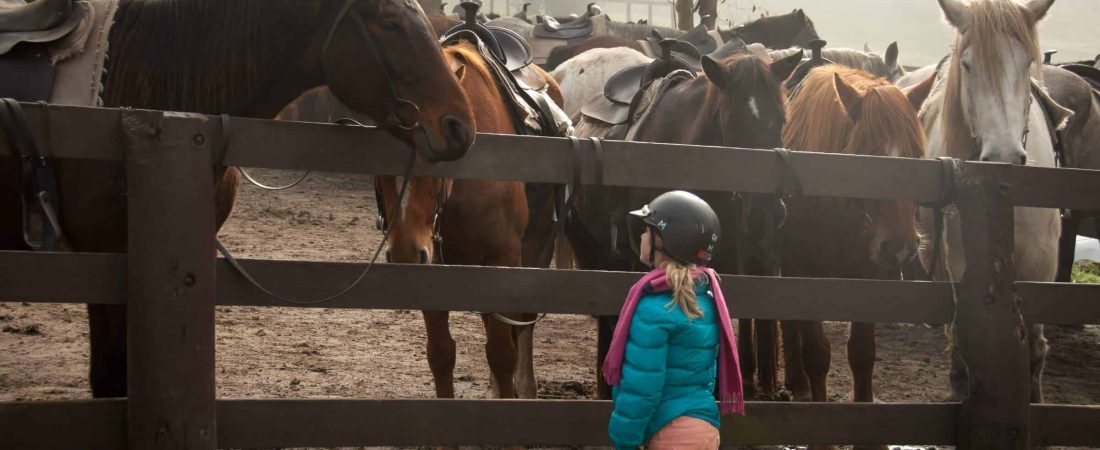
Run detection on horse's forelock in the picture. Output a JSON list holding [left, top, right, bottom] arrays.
[[706, 53, 784, 118]]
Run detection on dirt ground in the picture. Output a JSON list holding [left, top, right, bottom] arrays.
[[2, 171, 1099, 449]]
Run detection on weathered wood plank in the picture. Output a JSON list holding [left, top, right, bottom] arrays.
[[1007, 165, 1100, 210], [952, 163, 1030, 449], [124, 110, 217, 449], [1, 104, 946, 200], [1030, 404, 1100, 447], [0, 399, 126, 450], [217, 399, 959, 447], [0, 251, 123, 304], [1018, 282, 1100, 325], [0, 251, 956, 323]]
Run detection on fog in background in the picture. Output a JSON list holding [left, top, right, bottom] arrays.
[[485, 0, 1099, 66]]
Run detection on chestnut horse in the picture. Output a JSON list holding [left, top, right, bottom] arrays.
[[375, 40, 565, 400], [780, 66, 925, 447], [0, 0, 475, 398]]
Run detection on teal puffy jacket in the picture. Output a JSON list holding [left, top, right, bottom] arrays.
[[609, 278, 720, 449]]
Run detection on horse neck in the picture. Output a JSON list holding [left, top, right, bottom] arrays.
[[103, 0, 325, 118], [446, 45, 516, 135], [633, 79, 714, 145]]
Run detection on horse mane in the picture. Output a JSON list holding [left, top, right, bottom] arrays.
[[103, 0, 323, 114], [784, 65, 925, 159], [939, 0, 1042, 158], [444, 41, 498, 90], [703, 51, 784, 119]]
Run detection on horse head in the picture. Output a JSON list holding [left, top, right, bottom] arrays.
[[320, 0, 476, 162], [938, 0, 1053, 164], [699, 49, 801, 149]]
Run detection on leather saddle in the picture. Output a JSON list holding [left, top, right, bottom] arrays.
[[0, 0, 82, 55], [445, 1, 532, 72], [784, 39, 834, 92], [1060, 63, 1100, 94], [533, 3, 600, 40], [645, 24, 718, 58], [581, 39, 696, 127]]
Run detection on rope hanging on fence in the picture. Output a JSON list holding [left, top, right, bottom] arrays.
[[214, 117, 416, 306]]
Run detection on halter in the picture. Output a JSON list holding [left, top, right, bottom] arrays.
[[321, 0, 443, 152]]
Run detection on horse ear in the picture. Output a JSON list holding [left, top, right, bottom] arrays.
[[902, 71, 936, 112], [833, 72, 863, 121], [794, 9, 805, 18], [770, 49, 803, 82], [863, 43, 874, 53], [938, 0, 970, 28], [1024, 0, 1054, 21], [702, 55, 725, 86], [884, 42, 899, 68]]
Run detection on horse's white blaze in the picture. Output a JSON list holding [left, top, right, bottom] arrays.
[[395, 177, 411, 221], [748, 97, 761, 119], [961, 45, 1034, 164]]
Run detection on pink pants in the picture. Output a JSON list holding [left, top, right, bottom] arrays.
[[647, 416, 720, 450]]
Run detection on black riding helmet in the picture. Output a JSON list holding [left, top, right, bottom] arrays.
[[630, 191, 720, 266]]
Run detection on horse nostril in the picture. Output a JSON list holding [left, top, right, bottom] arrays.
[[980, 155, 992, 162], [418, 248, 430, 264], [441, 115, 472, 151], [1018, 154, 1028, 165], [880, 241, 895, 259]]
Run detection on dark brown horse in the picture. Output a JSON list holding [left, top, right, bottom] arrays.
[[570, 47, 798, 399], [0, 0, 476, 398], [375, 40, 565, 401], [780, 67, 925, 450]]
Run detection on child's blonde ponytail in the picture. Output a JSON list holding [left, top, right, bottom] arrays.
[[664, 261, 703, 319]]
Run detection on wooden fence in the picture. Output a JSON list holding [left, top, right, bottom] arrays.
[[1, 103, 1099, 449]]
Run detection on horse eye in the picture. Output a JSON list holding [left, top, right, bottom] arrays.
[[961, 60, 972, 72], [379, 19, 403, 32]]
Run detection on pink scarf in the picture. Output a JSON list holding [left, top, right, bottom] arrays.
[[602, 267, 745, 415]]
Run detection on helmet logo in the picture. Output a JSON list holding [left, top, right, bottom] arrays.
[[656, 219, 668, 230]]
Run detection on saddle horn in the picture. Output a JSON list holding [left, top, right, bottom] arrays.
[[1043, 49, 1058, 65]]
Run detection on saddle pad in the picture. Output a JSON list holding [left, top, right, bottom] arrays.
[[49, 0, 115, 106]]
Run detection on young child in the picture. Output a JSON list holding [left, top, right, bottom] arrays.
[[604, 190, 744, 450]]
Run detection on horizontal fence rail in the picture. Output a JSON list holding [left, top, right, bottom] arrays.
[[3, 399, 1095, 448], [4, 103, 1100, 208], [4, 251, 1098, 325], [0, 399, 959, 448], [0, 250, 955, 323]]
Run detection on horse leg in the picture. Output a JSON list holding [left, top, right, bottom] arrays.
[[596, 315, 617, 399], [513, 318, 538, 398], [482, 314, 518, 399], [781, 320, 810, 402], [848, 322, 876, 403], [1029, 323, 1049, 403], [554, 234, 575, 269], [757, 319, 780, 397], [422, 310, 456, 398], [800, 321, 831, 403], [738, 319, 759, 399], [1056, 215, 1079, 283], [87, 304, 127, 398]]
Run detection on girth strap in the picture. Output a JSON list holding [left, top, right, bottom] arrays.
[[0, 98, 67, 251]]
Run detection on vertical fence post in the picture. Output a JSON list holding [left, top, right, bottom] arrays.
[[952, 163, 1030, 449], [124, 110, 217, 449]]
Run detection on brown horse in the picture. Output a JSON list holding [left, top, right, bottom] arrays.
[[0, 0, 475, 399], [780, 66, 925, 444], [375, 40, 564, 401], [570, 47, 798, 399]]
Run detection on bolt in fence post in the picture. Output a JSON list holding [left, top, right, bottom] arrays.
[[952, 162, 1030, 449], [124, 110, 217, 450]]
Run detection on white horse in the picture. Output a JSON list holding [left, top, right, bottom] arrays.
[[549, 46, 652, 117], [906, 0, 1071, 402]]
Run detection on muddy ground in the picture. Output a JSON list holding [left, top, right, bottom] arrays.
[[2, 171, 1098, 449]]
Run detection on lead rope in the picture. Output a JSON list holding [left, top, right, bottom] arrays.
[[215, 116, 417, 305], [239, 167, 311, 191]]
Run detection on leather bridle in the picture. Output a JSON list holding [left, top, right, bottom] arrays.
[[322, 0, 444, 153]]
